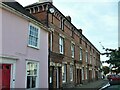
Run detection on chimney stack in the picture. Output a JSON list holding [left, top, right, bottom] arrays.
[[38, 0, 53, 3], [66, 16, 71, 22], [78, 29, 82, 34]]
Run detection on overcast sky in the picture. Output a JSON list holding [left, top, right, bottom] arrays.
[[16, 0, 119, 66]]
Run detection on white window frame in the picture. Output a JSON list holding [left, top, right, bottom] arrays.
[[62, 64, 67, 83], [26, 60, 39, 89], [86, 68, 88, 79], [82, 67, 84, 80], [70, 65, 73, 81], [92, 69, 94, 79], [80, 48, 82, 60], [28, 23, 40, 49], [71, 43, 75, 58], [93, 57, 95, 65], [50, 32, 53, 51], [59, 36, 64, 54], [90, 54, 92, 64], [86, 51, 88, 62]]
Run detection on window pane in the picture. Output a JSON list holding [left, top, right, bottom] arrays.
[[27, 76, 36, 88], [28, 24, 39, 47], [32, 76, 36, 88], [27, 76, 30, 88], [59, 37, 64, 54], [62, 64, 66, 82], [71, 44, 74, 58], [27, 62, 37, 75], [80, 48, 82, 60], [70, 66, 73, 81]]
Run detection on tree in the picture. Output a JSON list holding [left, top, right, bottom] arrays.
[[105, 49, 120, 67], [102, 66, 110, 75], [101, 48, 120, 74]]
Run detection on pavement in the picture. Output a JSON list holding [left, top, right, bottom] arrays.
[[74, 79, 108, 90]]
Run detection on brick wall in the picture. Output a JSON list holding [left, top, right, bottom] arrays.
[[25, 3, 101, 88]]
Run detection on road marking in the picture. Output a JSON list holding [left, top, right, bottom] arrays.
[[99, 82, 110, 90]]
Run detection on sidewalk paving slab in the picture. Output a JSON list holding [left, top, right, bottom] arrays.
[[74, 79, 108, 89]]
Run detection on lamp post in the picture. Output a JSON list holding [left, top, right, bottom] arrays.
[[47, 4, 54, 88]]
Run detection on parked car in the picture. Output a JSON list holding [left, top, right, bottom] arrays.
[[109, 75, 120, 85], [107, 74, 116, 81]]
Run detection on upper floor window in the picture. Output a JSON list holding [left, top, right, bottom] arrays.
[[86, 51, 88, 62], [28, 23, 40, 48], [90, 46, 91, 51], [60, 17, 64, 30], [49, 32, 53, 51], [80, 38, 82, 44], [80, 48, 82, 60], [93, 49, 94, 53], [93, 57, 95, 65], [90, 54, 92, 64], [71, 43, 75, 58], [71, 31, 73, 38], [71, 28, 74, 38], [59, 36, 64, 54], [85, 42, 87, 48]]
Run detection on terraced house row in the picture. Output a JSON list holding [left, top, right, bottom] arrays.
[[0, 0, 101, 89], [25, 0, 101, 88]]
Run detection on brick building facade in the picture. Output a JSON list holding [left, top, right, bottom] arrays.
[[25, 1, 101, 88]]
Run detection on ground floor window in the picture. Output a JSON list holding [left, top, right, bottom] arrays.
[[86, 69, 88, 79], [70, 65, 73, 81], [82, 67, 84, 80], [26, 61, 38, 89], [62, 64, 67, 83]]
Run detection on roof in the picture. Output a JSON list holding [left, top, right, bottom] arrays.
[[25, 2, 41, 7], [2, 2, 42, 24]]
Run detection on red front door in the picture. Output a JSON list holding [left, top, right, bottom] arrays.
[[0, 64, 11, 89]]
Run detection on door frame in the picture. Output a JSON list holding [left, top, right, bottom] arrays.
[[0, 56, 17, 88]]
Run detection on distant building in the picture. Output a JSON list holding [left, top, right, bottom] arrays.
[[25, 0, 101, 88], [0, 1, 49, 89]]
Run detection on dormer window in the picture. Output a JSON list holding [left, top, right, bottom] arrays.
[[60, 17, 64, 30], [71, 27, 74, 38], [71, 30, 74, 38]]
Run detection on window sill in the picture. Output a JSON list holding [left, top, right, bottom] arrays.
[[27, 45, 39, 50], [26, 88, 37, 90], [70, 80, 73, 82], [60, 52, 64, 54], [62, 81, 66, 83]]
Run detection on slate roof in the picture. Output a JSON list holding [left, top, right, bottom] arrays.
[[2, 2, 42, 23]]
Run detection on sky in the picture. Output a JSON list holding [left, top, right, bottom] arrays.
[[16, 0, 119, 66]]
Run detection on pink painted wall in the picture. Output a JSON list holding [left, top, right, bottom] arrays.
[[2, 8, 48, 88], [0, 8, 2, 55]]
